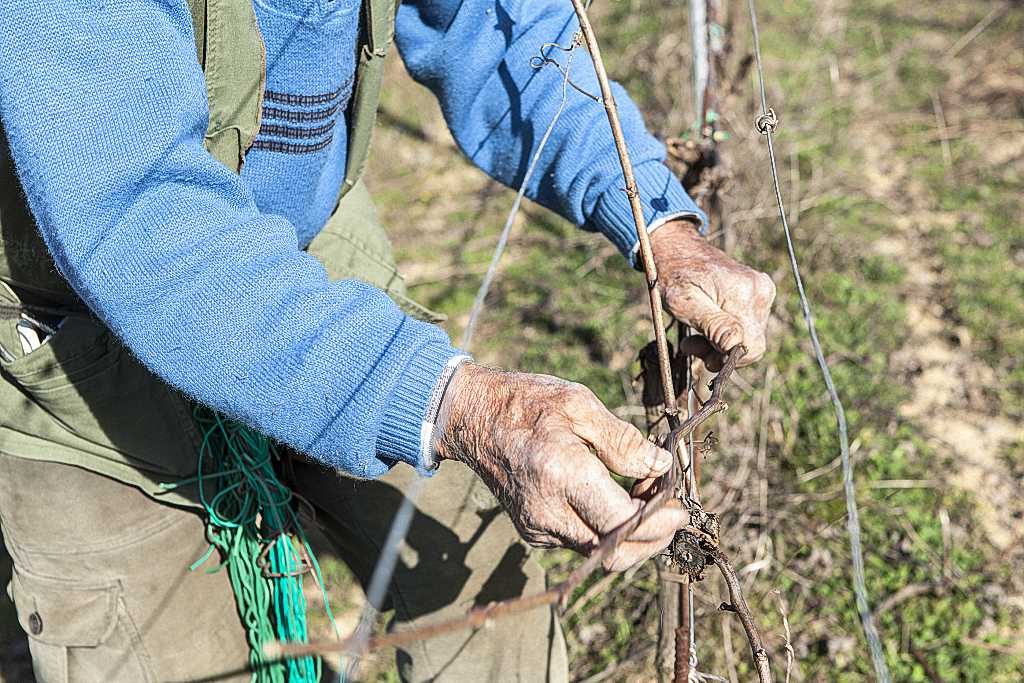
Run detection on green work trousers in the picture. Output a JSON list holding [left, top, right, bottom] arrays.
[[0, 454, 568, 682]]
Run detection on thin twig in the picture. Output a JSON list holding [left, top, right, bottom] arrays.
[[721, 617, 740, 683], [685, 527, 772, 683], [945, 2, 1009, 58], [961, 637, 1024, 657], [774, 590, 794, 683], [930, 91, 953, 179], [567, 0, 680, 423], [562, 570, 621, 623], [657, 564, 681, 683], [872, 582, 934, 619], [663, 344, 745, 456], [909, 643, 947, 683]]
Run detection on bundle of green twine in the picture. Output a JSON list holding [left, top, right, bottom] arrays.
[[165, 407, 340, 682]]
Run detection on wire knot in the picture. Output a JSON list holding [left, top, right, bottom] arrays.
[[754, 108, 778, 135]]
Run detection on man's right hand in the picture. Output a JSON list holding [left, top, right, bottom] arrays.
[[433, 363, 685, 572]]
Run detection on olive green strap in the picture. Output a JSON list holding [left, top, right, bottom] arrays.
[[339, 0, 398, 199], [191, 0, 392, 188], [196, 0, 266, 173], [188, 0, 206, 65]]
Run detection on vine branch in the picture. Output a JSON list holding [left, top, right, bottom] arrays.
[[684, 526, 772, 683], [566, 0, 680, 424]]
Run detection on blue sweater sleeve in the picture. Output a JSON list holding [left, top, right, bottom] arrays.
[[0, 0, 459, 477], [395, 0, 706, 261]]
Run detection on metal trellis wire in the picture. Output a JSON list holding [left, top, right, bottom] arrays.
[[744, 0, 892, 679]]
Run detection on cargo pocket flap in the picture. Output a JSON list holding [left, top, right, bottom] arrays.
[[9, 568, 120, 647]]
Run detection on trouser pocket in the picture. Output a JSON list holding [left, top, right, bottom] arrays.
[[0, 284, 201, 492], [8, 568, 154, 683]]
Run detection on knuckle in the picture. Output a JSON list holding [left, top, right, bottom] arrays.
[[706, 313, 742, 349], [534, 451, 566, 482], [755, 272, 777, 307], [600, 418, 632, 452], [564, 383, 600, 412]]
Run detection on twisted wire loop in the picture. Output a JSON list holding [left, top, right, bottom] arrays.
[[745, 0, 892, 680], [754, 107, 778, 135], [687, 638, 700, 683], [529, 36, 603, 103]]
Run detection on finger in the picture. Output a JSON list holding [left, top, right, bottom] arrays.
[[566, 390, 673, 479], [604, 538, 675, 572], [664, 284, 745, 356], [678, 334, 724, 372], [736, 316, 767, 365], [533, 513, 601, 553], [624, 498, 687, 543], [515, 487, 600, 551], [603, 501, 686, 571], [567, 463, 643, 535], [722, 273, 775, 366], [630, 476, 661, 500]]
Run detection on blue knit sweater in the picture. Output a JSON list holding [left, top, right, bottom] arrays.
[[0, 0, 704, 477]]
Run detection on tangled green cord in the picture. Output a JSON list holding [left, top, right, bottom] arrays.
[[164, 406, 340, 682]]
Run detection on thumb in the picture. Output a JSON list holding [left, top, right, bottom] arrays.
[[568, 393, 672, 478]]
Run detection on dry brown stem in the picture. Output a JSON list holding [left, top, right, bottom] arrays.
[[774, 589, 795, 683], [663, 341, 743, 459], [566, 0, 680, 424], [684, 526, 772, 683]]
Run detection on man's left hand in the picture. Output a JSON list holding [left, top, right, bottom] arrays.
[[650, 218, 775, 368]]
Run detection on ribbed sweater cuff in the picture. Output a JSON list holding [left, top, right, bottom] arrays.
[[589, 160, 707, 266], [377, 342, 462, 473]]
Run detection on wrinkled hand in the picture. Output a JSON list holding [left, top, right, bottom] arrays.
[[651, 219, 776, 368], [434, 363, 685, 571]]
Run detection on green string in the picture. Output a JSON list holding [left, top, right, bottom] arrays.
[[165, 406, 341, 683]]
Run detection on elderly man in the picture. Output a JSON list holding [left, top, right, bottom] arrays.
[[0, 0, 774, 680]]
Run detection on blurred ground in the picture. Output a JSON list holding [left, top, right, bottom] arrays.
[[1, 1, 1020, 681]]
